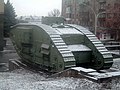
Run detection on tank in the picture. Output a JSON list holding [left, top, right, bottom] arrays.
[[10, 23, 113, 72]]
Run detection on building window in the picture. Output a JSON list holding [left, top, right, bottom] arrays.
[[102, 4, 105, 9], [107, 13, 113, 18], [66, 6, 72, 14], [104, 33, 106, 39], [110, 34, 114, 39]]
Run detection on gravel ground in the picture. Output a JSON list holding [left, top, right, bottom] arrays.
[[0, 66, 120, 90], [1, 38, 120, 90], [0, 69, 111, 90]]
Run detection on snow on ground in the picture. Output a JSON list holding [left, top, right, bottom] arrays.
[[0, 67, 120, 90], [1, 38, 120, 90], [0, 69, 88, 90]]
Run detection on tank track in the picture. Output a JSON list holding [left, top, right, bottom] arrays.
[[50, 34, 76, 68], [39, 24, 76, 69], [67, 24, 113, 70]]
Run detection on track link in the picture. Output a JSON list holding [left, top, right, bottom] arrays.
[[50, 34, 76, 68], [41, 25, 76, 69], [67, 24, 113, 70]]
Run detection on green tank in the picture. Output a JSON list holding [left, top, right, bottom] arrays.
[[10, 23, 113, 72]]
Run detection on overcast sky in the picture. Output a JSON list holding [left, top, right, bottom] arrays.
[[5, 0, 62, 16]]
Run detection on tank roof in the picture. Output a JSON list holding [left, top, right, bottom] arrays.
[[68, 44, 91, 52], [55, 27, 83, 35]]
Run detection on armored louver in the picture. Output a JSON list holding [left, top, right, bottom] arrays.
[[41, 44, 50, 55]]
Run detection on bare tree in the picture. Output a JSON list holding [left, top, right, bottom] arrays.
[[105, 3, 120, 40], [48, 9, 60, 17]]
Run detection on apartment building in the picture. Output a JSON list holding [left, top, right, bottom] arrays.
[[62, 0, 120, 40], [62, 0, 86, 24]]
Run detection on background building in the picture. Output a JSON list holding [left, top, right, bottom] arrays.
[[0, 0, 5, 51], [62, 0, 120, 41], [62, 0, 84, 24], [17, 16, 42, 23]]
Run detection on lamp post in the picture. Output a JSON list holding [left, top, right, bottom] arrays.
[[95, 12, 106, 35], [81, 3, 106, 35]]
